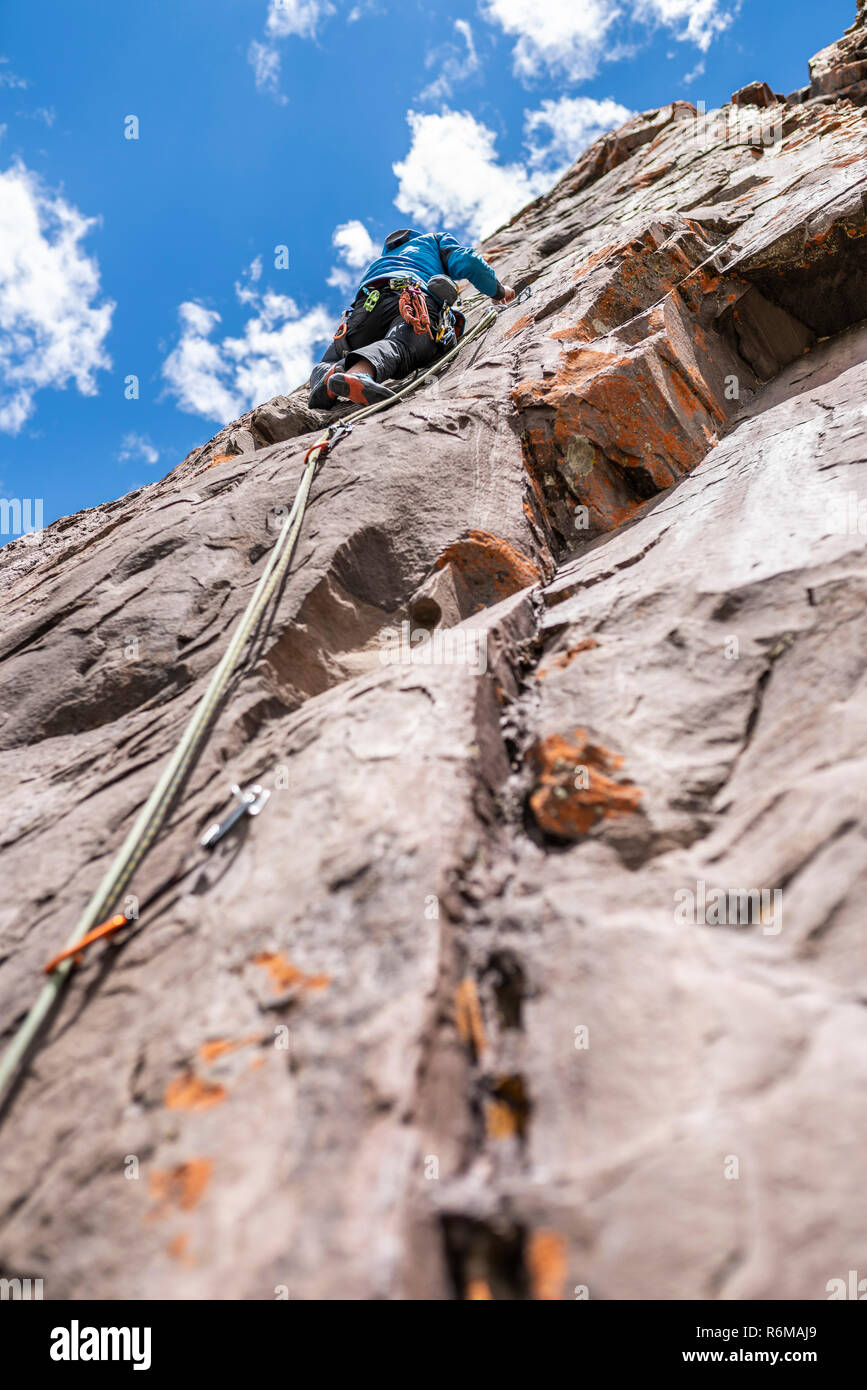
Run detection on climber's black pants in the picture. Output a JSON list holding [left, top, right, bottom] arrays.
[[308, 285, 441, 408]]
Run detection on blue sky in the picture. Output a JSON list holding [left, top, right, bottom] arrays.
[[0, 0, 855, 533]]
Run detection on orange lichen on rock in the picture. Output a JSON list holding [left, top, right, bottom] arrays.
[[628, 162, 672, 189], [513, 321, 725, 536], [167, 1232, 195, 1266], [253, 951, 331, 993], [455, 976, 487, 1059], [528, 1230, 568, 1300], [536, 638, 597, 678], [197, 1035, 263, 1064], [485, 1074, 531, 1140], [523, 342, 616, 375], [503, 312, 534, 340], [466, 1279, 494, 1300], [203, 452, 234, 471], [486, 1097, 517, 1139], [511, 215, 745, 538], [529, 729, 642, 840], [148, 1159, 213, 1218], [435, 529, 540, 600], [572, 243, 619, 280], [164, 1072, 227, 1111]]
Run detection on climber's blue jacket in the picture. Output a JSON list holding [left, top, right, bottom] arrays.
[[358, 229, 503, 300]]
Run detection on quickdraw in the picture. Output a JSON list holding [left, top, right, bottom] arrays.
[[42, 910, 133, 976]]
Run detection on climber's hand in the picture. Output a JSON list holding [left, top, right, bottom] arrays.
[[498, 284, 517, 303]]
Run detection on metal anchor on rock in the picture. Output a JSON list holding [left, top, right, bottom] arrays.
[[200, 783, 271, 849]]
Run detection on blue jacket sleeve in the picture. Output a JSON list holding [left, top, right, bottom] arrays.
[[437, 232, 502, 299]]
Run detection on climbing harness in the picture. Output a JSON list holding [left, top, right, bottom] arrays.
[[0, 290, 522, 1109], [395, 277, 465, 348]]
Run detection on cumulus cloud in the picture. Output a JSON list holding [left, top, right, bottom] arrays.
[[524, 95, 634, 168], [162, 284, 332, 423], [327, 219, 378, 292], [419, 19, 480, 102], [683, 58, 706, 84], [634, 0, 734, 52], [265, 0, 335, 39], [247, 41, 287, 102], [480, 0, 620, 82], [118, 432, 159, 466], [393, 109, 549, 241], [481, 0, 734, 80], [0, 160, 113, 434], [392, 96, 636, 242]]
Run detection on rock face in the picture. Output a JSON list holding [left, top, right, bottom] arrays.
[[1, 15, 866, 1301], [810, 0, 867, 101]]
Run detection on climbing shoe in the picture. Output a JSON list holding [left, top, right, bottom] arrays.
[[326, 372, 395, 407], [308, 366, 339, 409], [427, 274, 459, 306]]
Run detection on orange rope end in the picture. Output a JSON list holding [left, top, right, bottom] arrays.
[[43, 913, 129, 975]]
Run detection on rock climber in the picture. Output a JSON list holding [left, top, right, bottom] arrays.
[[308, 228, 516, 409]]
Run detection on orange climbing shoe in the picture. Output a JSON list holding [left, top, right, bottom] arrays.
[[326, 371, 395, 407]]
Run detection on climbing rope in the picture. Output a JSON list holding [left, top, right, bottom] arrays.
[[0, 298, 505, 1108], [398, 282, 435, 338]]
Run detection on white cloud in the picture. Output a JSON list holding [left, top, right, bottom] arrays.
[[332, 220, 377, 269], [326, 219, 378, 291], [235, 255, 264, 304], [481, 0, 735, 80], [162, 284, 332, 423], [247, 41, 287, 102], [683, 58, 706, 84], [480, 0, 620, 82], [0, 58, 27, 90], [251, 1, 337, 98], [393, 109, 549, 241], [420, 19, 479, 102], [0, 160, 113, 434], [265, 0, 334, 39], [391, 96, 638, 243], [16, 106, 56, 126], [524, 96, 634, 168], [118, 432, 159, 466], [162, 303, 236, 421], [634, 0, 733, 52]]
